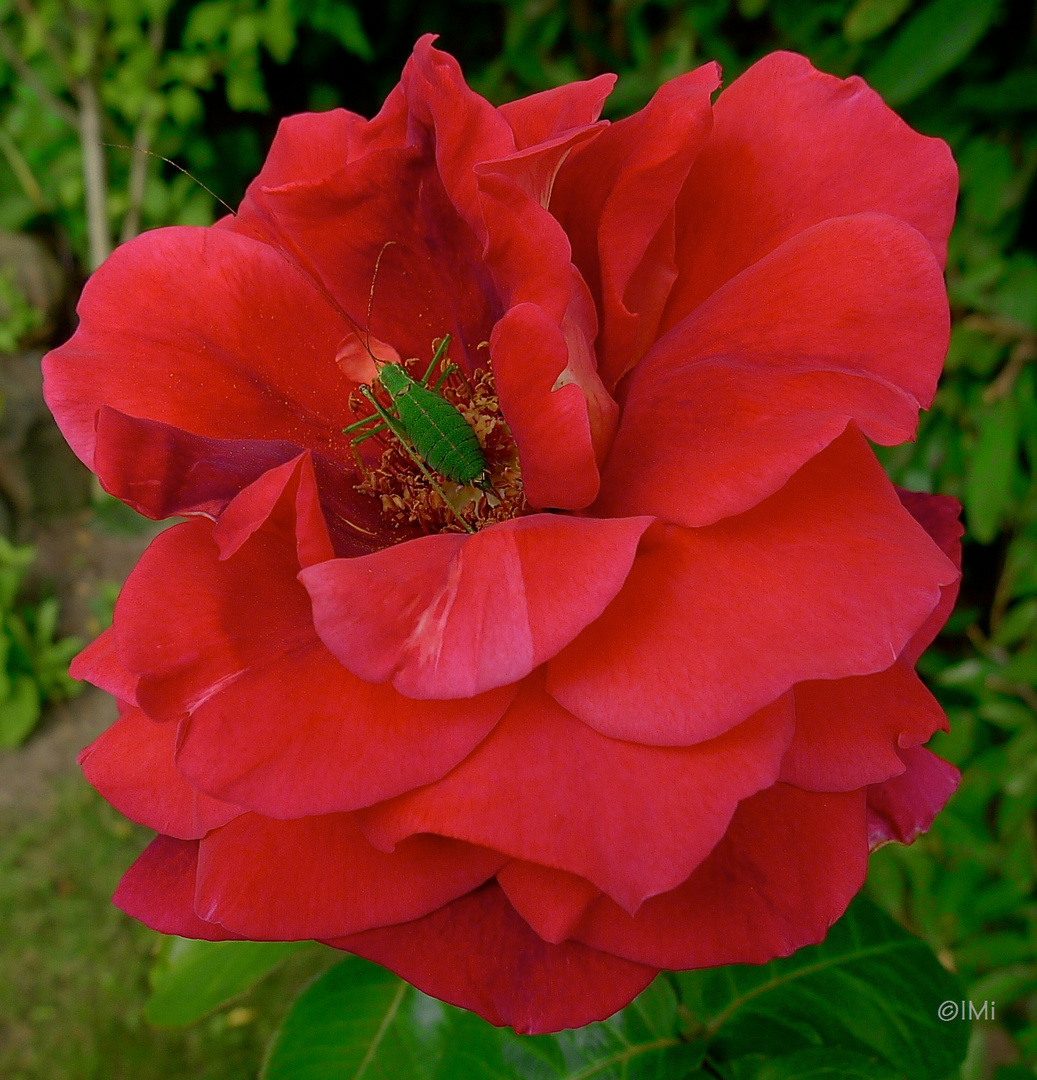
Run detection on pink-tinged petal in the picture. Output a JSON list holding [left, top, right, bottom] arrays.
[[94, 407, 302, 521], [302, 513, 652, 700], [498, 75, 615, 149], [598, 214, 949, 527], [69, 627, 138, 705], [574, 785, 869, 969], [42, 226, 360, 474], [78, 705, 243, 838], [175, 641, 513, 817], [664, 51, 957, 325], [897, 490, 964, 664], [113, 836, 241, 941], [553, 63, 719, 388], [781, 661, 948, 792], [357, 680, 794, 912], [212, 453, 332, 568], [330, 882, 658, 1034], [549, 429, 959, 745], [195, 813, 505, 940], [489, 303, 602, 508], [497, 862, 602, 945], [867, 745, 960, 849]]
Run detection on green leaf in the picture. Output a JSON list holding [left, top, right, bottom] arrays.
[[864, 0, 1001, 106], [145, 938, 312, 1027], [497, 978, 702, 1079], [677, 897, 969, 1080], [0, 672, 40, 748], [843, 0, 912, 44], [262, 957, 445, 1080], [723, 1047, 901, 1079], [302, 0, 373, 61], [965, 396, 1020, 544]]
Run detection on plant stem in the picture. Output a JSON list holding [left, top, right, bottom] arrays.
[[76, 78, 110, 270]]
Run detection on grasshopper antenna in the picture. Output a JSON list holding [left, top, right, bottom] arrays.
[[103, 144, 238, 218], [365, 240, 397, 359]]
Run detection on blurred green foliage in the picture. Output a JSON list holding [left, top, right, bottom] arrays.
[[0, 534, 82, 748], [2, 0, 1037, 1076]]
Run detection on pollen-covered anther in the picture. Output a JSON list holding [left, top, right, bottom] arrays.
[[355, 363, 530, 534]]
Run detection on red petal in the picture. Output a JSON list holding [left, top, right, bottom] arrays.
[[42, 226, 359, 474], [552, 62, 720, 388], [496, 862, 601, 945], [195, 813, 505, 939], [302, 513, 652, 700], [574, 785, 869, 969], [664, 51, 957, 324], [329, 882, 658, 1034], [598, 214, 948, 527], [867, 745, 960, 848], [549, 429, 959, 745], [781, 661, 948, 791], [113, 835, 241, 941], [69, 627, 138, 705], [175, 641, 512, 817], [94, 407, 302, 521], [897, 490, 964, 664], [78, 705, 242, 838], [498, 75, 615, 149], [117, 472, 505, 814], [357, 680, 793, 912]]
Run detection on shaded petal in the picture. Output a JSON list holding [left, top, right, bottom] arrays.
[[195, 813, 505, 939], [357, 680, 794, 912], [69, 627, 138, 705], [113, 836, 241, 941], [574, 785, 868, 969], [598, 214, 949, 527], [867, 745, 960, 849], [664, 51, 957, 325], [498, 75, 615, 149], [496, 861, 602, 945], [78, 705, 243, 838], [330, 882, 658, 1035], [897, 490, 964, 664], [42, 226, 359, 474], [552, 62, 720, 388], [303, 513, 652, 700], [549, 429, 959, 745], [780, 661, 948, 792]]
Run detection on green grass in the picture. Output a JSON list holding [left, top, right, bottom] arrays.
[[0, 778, 334, 1080]]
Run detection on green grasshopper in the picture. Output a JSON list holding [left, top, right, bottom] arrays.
[[343, 334, 493, 533]]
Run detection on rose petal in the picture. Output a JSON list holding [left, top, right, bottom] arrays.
[[496, 861, 602, 945], [552, 62, 720, 388], [330, 882, 658, 1034], [549, 428, 959, 745], [69, 627, 138, 705], [78, 705, 243, 838], [597, 214, 949, 527], [867, 745, 960, 849], [664, 50, 957, 325], [574, 785, 868, 969], [898, 490, 964, 664], [113, 835, 241, 941], [195, 813, 505, 939], [42, 226, 359, 474], [357, 679, 794, 912], [302, 512, 652, 700], [116, 468, 507, 814], [780, 661, 948, 792], [499, 75, 615, 149]]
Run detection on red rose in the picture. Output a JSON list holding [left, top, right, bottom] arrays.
[[45, 38, 962, 1034]]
